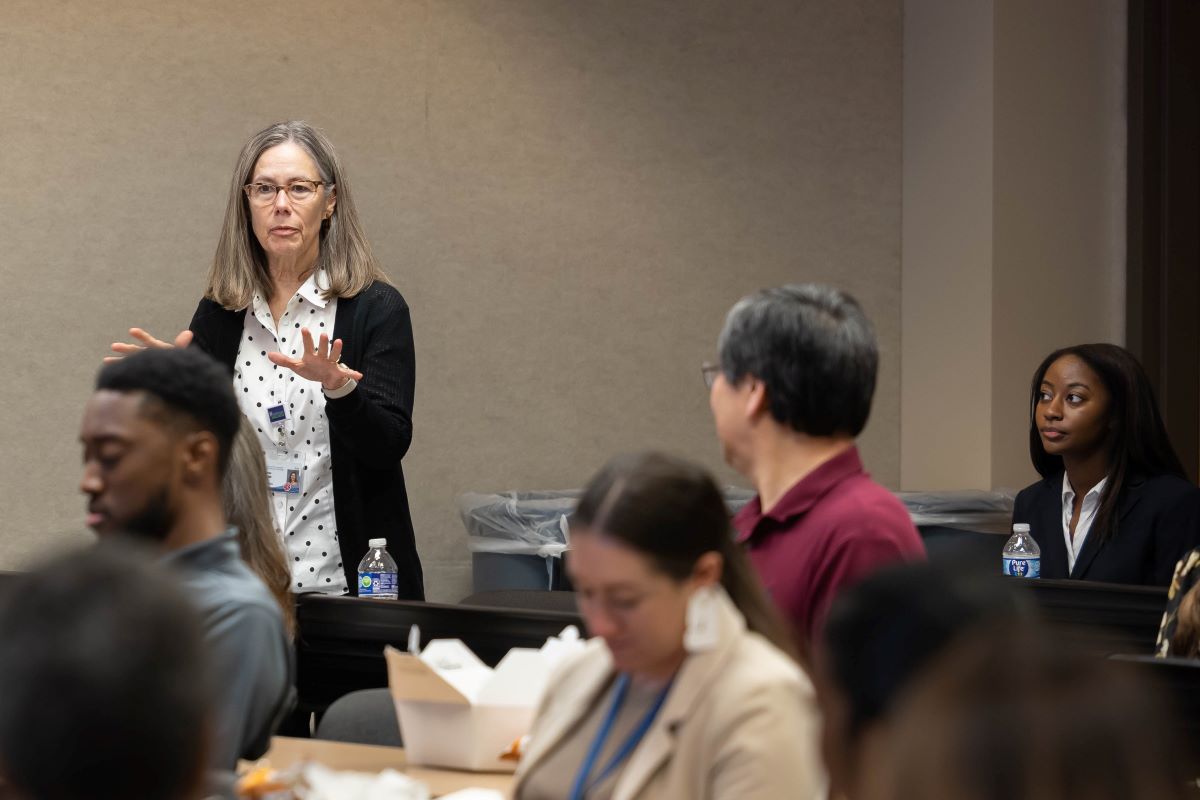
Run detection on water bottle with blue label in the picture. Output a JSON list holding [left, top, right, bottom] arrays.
[[1002, 523, 1041, 578], [357, 538, 399, 599]]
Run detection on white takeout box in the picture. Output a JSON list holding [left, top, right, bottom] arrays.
[[385, 630, 580, 773]]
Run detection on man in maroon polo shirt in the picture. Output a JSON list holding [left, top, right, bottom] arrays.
[[707, 285, 924, 650]]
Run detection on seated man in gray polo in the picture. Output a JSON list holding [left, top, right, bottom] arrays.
[[80, 347, 292, 780]]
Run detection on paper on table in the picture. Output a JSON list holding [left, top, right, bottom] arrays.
[[436, 791, 505, 800], [301, 763, 430, 800]]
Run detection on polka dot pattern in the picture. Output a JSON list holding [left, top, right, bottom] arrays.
[[233, 268, 346, 595]]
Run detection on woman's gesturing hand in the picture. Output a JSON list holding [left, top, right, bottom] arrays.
[[106, 328, 194, 363], [267, 328, 363, 391]]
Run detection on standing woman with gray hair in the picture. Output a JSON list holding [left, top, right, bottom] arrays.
[[111, 120, 422, 599]]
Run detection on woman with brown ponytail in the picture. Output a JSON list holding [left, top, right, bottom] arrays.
[[512, 451, 823, 800]]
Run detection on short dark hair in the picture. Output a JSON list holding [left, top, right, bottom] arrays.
[[821, 562, 1026, 738], [718, 284, 878, 437], [0, 543, 211, 800], [96, 347, 241, 476], [1028, 343, 1186, 544]]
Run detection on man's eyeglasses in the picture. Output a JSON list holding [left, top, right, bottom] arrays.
[[701, 362, 722, 389], [243, 180, 328, 205]]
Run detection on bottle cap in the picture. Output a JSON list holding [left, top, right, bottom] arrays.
[[1012, 523, 1030, 533], [368, 538, 387, 548]]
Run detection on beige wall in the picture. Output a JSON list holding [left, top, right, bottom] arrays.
[[901, 0, 995, 491], [991, 0, 1127, 488], [901, 0, 1126, 492], [0, 1, 903, 601]]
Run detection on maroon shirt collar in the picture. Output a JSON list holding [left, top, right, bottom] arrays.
[[734, 446, 866, 544]]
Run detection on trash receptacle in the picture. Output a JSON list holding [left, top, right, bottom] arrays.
[[896, 490, 1016, 569], [459, 487, 759, 593], [459, 491, 578, 593]]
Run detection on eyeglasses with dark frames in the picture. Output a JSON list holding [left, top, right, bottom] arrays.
[[243, 180, 328, 205], [701, 361, 722, 389]]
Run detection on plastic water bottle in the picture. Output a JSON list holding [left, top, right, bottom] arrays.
[[1002, 523, 1041, 578], [357, 538, 399, 599]]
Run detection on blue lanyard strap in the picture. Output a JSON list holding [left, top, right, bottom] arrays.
[[568, 674, 674, 800]]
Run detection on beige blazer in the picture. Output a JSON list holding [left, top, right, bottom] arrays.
[[511, 588, 825, 800]]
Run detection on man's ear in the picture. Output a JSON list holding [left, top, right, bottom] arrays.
[[180, 431, 220, 485], [744, 378, 769, 420]]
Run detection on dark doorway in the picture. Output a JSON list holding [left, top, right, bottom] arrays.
[[1127, 0, 1200, 482]]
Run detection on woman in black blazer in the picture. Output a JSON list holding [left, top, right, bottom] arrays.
[[1012, 344, 1199, 586]]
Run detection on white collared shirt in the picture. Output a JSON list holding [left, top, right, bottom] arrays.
[[234, 268, 347, 595], [1061, 473, 1108, 573]]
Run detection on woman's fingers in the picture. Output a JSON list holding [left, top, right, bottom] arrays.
[[268, 336, 360, 384], [129, 328, 170, 348], [300, 328, 338, 363], [267, 351, 303, 370], [111, 328, 191, 361]]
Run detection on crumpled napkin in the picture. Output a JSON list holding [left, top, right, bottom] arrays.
[[300, 763, 430, 800]]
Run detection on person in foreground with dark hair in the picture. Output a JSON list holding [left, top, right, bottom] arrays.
[[0, 544, 211, 800], [80, 347, 292, 779], [1013, 343, 1200, 585], [707, 284, 923, 649], [863, 621, 1190, 800], [815, 562, 1025, 799], [512, 452, 823, 800]]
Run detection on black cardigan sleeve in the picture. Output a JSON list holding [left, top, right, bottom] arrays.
[[187, 298, 244, 371], [323, 284, 415, 470]]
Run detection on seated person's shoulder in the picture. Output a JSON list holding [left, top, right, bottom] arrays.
[[1139, 473, 1200, 504], [537, 638, 609, 704], [823, 477, 919, 542], [718, 633, 812, 703], [1013, 475, 1058, 514], [180, 559, 285, 631], [692, 634, 816, 746]]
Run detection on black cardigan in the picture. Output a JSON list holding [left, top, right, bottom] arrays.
[[188, 281, 424, 599], [1012, 472, 1200, 587]]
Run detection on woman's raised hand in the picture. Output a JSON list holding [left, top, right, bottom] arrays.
[[105, 328, 194, 363], [267, 328, 363, 391]]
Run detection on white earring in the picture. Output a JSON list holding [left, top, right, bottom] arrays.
[[684, 585, 720, 653]]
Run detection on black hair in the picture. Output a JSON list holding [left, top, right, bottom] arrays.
[[573, 451, 798, 660], [820, 561, 1026, 738], [0, 542, 211, 800], [880, 621, 1190, 800], [1028, 343, 1186, 544], [717, 284, 878, 437], [96, 347, 241, 476]]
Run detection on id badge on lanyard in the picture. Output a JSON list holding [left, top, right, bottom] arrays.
[[265, 404, 305, 494]]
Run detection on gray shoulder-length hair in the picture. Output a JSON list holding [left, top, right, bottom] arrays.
[[206, 120, 387, 309]]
